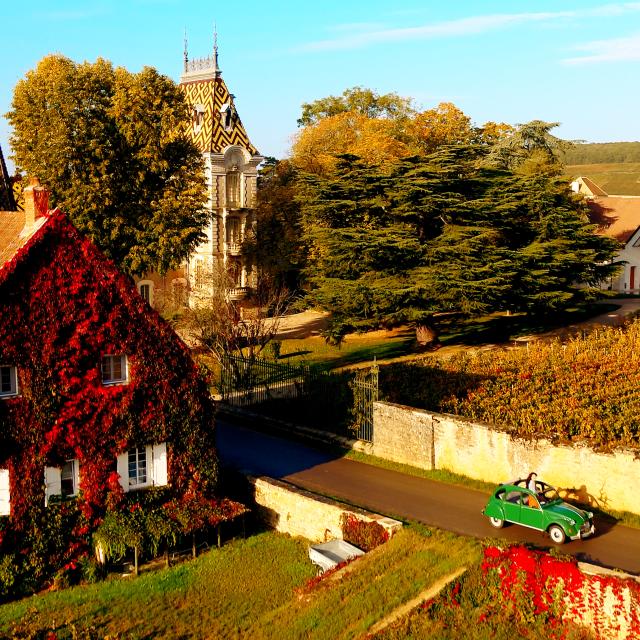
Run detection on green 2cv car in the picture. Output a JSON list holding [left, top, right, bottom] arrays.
[[482, 479, 595, 544]]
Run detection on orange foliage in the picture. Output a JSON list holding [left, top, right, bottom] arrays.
[[291, 111, 412, 174]]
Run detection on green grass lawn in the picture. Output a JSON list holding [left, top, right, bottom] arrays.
[[0, 527, 480, 640]]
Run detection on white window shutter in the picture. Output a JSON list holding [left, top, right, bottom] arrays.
[[74, 459, 81, 495], [152, 443, 168, 487], [116, 453, 129, 492], [0, 469, 10, 516], [44, 467, 62, 506]]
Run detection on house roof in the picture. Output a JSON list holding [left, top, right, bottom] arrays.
[[575, 176, 608, 197], [0, 210, 47, 271], [587, 196, 640, 245]]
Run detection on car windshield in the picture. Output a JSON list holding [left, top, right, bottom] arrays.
[[539, 486, 560, 504]]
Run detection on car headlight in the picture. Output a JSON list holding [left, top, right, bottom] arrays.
[[587, 512, 593, 519], [569, 519, 575, 526]]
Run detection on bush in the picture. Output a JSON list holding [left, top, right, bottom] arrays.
[[340, 513, 389, 552], [0, 554, 19, 601]]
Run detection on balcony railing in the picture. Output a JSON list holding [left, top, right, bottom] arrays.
[[228, 287, 250, 301], [225, 241, 242, 256]]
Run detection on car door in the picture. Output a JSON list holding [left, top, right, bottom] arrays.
[[520, 492, 544, 530], [502, 489, 522, 523]]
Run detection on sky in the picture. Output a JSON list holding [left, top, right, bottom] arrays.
[[1, 0, 640, 173]]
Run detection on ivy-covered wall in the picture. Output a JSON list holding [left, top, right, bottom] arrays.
[[0, 210, 217, 568]]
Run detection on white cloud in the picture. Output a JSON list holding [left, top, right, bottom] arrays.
[[297, 3, 640, 53], [564, 32, 640, 64]]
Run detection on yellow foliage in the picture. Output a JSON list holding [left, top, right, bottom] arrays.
[[410, 102, 474, 154], [291, 111, 412, 174]]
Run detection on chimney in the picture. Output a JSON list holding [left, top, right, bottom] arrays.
[[23, 178, 49, 230]]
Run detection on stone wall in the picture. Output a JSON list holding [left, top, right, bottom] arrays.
[[249, 475, 402, 542], [372, 401, 640, 515]]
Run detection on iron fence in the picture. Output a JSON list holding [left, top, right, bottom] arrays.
[[219, 353, 379, 443]]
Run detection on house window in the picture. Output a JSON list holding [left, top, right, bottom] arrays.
[[128, 447, 147, 486], [44, 460, 79, 505], [0, 365, 18, 398], [137, 280, 154, 306], [101, 355, 128, 385], [61, 460, 78, 497], [116, 443, 168, 492]]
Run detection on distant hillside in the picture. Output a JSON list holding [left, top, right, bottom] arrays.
[[563, 141, 640, 164], [565, 162, 640, 196]]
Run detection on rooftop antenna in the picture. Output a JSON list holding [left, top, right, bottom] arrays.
[[183, 28, 188, 72]]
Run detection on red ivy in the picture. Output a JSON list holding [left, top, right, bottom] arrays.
[[0, 210, 218, 573]]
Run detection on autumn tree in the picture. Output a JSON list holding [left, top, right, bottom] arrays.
[[298, 149, 619, 345], [292, 86, 512, 176], [7, 54, 207, 276]]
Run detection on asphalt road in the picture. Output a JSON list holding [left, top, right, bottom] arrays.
[[217, 420, 640, 575]]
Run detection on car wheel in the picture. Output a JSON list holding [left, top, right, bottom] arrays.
[[549, 524, 566, 544], [489, 517, 504, 529]]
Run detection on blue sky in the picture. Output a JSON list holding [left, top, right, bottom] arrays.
[[1, 0, 640, 172]]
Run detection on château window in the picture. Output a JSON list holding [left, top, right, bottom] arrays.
[[0, 366, 18, 398], [101, 355, 128, 385], [226, 168, 241, 208], [171, 278, 188, 307], [192, 104, 205, 134], [137, 280, 154, 306]]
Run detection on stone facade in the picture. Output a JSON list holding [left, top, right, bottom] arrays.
[[372, 401, 640, 515], [249, 476, 402, 543]]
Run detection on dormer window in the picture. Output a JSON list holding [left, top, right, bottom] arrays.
[[192, 104, 205, 134], [101, 355, 128, 385], [0, 366, 18, 398], [220, 100, 237, 132]]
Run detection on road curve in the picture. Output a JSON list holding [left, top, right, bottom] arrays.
[[217, 420, 640, 575]]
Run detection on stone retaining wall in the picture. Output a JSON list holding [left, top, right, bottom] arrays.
[[249, 475, 402, 542], [372, 401, 640, 515]]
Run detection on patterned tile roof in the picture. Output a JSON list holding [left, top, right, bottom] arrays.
[[180, 71, 259, 156]]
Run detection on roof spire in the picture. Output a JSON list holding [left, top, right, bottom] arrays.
[[183, 28, 188, 73], [213, 22, 221, 78]]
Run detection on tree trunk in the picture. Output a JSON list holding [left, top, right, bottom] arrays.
[[134, 546, 139, 576], [192, 533, 197, 559], [217, 524, 222, 549], [415, 322, 439, 349]]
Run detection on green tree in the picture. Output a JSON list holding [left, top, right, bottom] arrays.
[[485, 120, 577, 173], [297, 86, 415, 126], [7, 54, 207, 276], [298, 148, 619, 345], [244, 159, 307, 292]]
